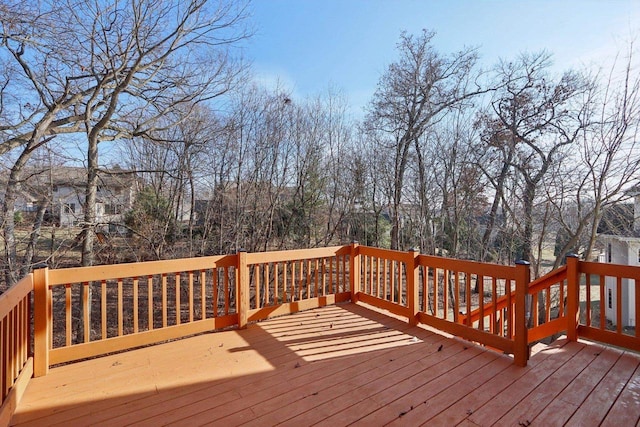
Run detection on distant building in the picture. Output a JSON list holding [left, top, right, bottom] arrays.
[[6, 166, 141, 233], [597, 188, 640, 328]]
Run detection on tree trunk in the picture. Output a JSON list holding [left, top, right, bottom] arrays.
[[21, 199, 49, 277], [2, 149, 34, 288]]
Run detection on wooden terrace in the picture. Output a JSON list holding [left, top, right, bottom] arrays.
[[1, 244, 640, 425]]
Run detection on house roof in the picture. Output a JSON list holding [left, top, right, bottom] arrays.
[[597, 203, 640, 238]]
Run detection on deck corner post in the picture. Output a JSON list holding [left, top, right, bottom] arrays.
[[407, 248, 420, 326], [237, 250, 249, 329], [33, 267, 51, 377], [566, 254, 580, 342], [350, 241, 360, 303], [514, 260, 530, 367]]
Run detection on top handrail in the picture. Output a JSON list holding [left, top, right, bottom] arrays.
[[0, 274, 33, 320], [417, 254, 518, 280], [245, 245, 349, 264], [527, 265, 568, 294], [47, 254, 236, 286]]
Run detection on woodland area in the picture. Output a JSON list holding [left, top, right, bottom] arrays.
[[1, 0, 639, 291]]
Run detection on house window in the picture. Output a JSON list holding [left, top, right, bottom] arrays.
[[64, 203, 76, 214], [104, 204, 123, 215], [637, 248, 640, 263], [607, 243, 612, 263], [608, 289, 612, 309]]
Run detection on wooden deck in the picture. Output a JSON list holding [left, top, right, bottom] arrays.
[[11, 303, 640, 426]]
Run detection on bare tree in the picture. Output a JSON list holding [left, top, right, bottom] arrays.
[[548, 46, 640, 265], [364, 30, 484, 249], [478, 52, 592, 275]]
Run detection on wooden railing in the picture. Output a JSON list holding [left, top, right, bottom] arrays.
[[527, 265, 569, 342], [0, 274, 33, 425], [2, 244, 640, 422], [245, 246, 352, 322], [576, 259, 640, 352], [354, 246, 530, 365], [452, 255, 640, 356], [35, 254, 239, 373]]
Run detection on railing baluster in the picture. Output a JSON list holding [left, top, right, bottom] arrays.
[[422, 266, 428, 314], [83, 282, 90, 342], [329, 257, 333, 294], [133, 277, 139, 334], [117, 279, 123, 336], [175, 272, 181, 325], [266, 263, 272, 306], [374, 257, 379, 298], [306, 259, 312, 299], [479, 275, 485, 331], [636, 277, 640, 338], [599, 274, 605, 329], [490, 277, 497, 333], [433, 268, 438, 316], [390, 262, 396, 304], [282, 261, 291, 303], [616, 276, 623, 334], [314, 259, 319, 299], [274, 263, 279, 304], [585, 274, 591, 327], [342, 254, 347, 293], [506, 279, 512, 339], [366, 255, 371, 295], [9, 309, 15, 384], [298, 260, 303, 300], [148, 275, 154, 329], [200, 270, 206, 320], [443, 269, 449, 321], [162, 274, 167, 328], [1, 319, 6, 398], [188, 271, 194, 323], [224, 267, 229, 316], [546, 288, 551, 323], [3, 317, 8, 398], [65, 284, 72, 346], [253, 264, 262, 308], [465, 272, 472, 327], [213, 268, 218, 317], [101, 280, 107, 339], [532, 292, 538, 328], [559, 279, 565, 318]]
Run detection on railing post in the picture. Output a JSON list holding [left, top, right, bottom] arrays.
[[566, 254, 580, 342], [33, 268, 50, 377], [350, 242, 360, 303], [514, 260, 530, 367], [407, 248, 420, 326], [237, 249, 249, 329]]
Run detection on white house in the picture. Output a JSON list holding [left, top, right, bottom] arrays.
[[6, 166, 140, 232], [597, 189, 640, 328], [50, 167, 140, 232]]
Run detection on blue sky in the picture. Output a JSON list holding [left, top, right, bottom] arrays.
[[244, 0, 640, 116]]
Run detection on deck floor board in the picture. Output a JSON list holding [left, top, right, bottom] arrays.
[[11, 302, 640, 426]]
